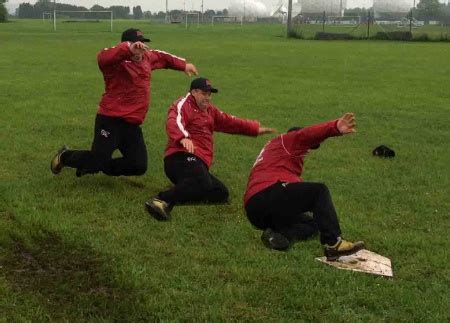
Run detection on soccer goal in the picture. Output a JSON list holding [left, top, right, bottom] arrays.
[[184, 12, 200, 28], [328, 16, 361, 26], [53, 10, 113, 32], [43, 12, 53, 21], [211, 16, 243, 26]]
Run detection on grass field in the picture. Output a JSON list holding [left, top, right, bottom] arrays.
[[1, 19, 449, 321]]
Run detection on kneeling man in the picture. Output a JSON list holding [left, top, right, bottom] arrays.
[[244, 113, 365, 260], [145, 78, 275, 221]]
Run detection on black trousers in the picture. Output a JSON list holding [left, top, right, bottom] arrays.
[[245, 182, 342, 245], [158, 152, 229, 205], [62, 114, 147, 176]]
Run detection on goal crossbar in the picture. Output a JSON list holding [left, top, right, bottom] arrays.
[[53, 10, 113, 32]]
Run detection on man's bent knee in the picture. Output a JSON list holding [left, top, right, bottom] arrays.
[[315, 183, 330, 196], [130, 163, 147, 176], [208, 187, 229, 203]]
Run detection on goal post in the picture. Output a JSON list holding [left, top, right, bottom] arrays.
[[53, 10, 113, 32], [211, 16, 243, 26], [43, 12, 53, 21], [184, 12, 200, 28]]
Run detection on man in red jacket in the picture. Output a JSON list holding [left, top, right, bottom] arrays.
[[244, 113, 365, 261], [145, 77, 275, 221], [50, 28, 198, 177]]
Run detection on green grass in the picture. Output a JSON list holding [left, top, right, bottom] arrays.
[[1, 19, 449, 321]]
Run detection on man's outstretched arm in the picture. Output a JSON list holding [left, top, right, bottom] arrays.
[[285, 113, 357, 154]]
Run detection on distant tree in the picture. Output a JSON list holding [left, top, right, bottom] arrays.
[[344, 7, 368, 18], [203, 9, 215, 18], [109, 5, 130, 19], [415, 0, 444, 22], [222, 8, 228, 16], [156, 11, 165, 19], [0, 0, 7, 22], [18, 2, 34, 18], [133, 5, 143, 19], [90, 4, 105, 11], [143, 10, 151, 19], [33, 0, 53, 18]]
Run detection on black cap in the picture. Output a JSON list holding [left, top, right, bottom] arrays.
[[373, 145, 395, 158], [121, 28, 150, 43], [190, 78, 218, 93]]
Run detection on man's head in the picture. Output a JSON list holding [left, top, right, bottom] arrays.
[[287, 126, 320, 150], [121, 28, 150, 43], [190, 78, 218, 110]]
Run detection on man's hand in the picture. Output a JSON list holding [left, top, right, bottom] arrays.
[[180, 138, 195, 153], [184, 63, 198, 77], [129, 41, 148, 55], [258, 127, 277, 136], [337, 113, 356, 134]]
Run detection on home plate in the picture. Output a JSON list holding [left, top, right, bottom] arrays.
[[316, 249, 393, 277]]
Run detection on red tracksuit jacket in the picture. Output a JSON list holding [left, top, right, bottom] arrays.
[[97, 42, 186, 125], [244, 120, 342, 205], [165, 93, 260, 168]]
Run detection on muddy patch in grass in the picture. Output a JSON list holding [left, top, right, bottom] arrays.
[[1, 227, 154, 320]]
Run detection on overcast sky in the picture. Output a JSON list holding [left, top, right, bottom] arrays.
[[5, 0, 379, 14]]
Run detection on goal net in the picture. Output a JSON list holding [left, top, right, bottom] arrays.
[[43, 12, 53, 21], [328, 16, 361, 26], [184, 12, 200, 28], [211, 16, 243, 25], [53, 10, 113, 32]]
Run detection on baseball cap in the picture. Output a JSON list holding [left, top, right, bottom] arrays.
[[190, 78, 219, 93], [372, 145, 395, 158], [121, 28, 150, 43]]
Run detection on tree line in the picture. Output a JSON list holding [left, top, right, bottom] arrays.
[[0, 0, 8, 22], [344, 0, 450, 24], [14, 0, 229, 20]]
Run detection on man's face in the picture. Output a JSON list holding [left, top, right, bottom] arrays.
[[191, 89, 212, 109]]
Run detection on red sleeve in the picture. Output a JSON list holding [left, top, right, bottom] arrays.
[[283, 120, 341, 155], [97, 42, 133, 70], [166, 96, 191, 144], [211, 106, 260, 136], [147, 49, 186, 71]]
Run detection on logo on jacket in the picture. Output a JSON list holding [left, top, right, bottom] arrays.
[[187, 157, 196, 162], [100, 129, 110, 138]]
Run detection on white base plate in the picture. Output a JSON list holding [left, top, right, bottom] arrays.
[[316, 249, 393, 277]]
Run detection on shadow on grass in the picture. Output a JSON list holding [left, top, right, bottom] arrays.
[[0, 214, 154, 321]]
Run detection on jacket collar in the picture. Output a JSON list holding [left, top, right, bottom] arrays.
[[187, 92, 210, 111]]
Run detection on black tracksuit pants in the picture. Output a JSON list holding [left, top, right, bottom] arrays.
[[61, 114, 147, 176], [158, 152, 229, 205], [245, 182, 342, 245]]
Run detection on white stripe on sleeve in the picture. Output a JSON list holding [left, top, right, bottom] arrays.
[[151, 49, 186, 62], [176, 93, 190, 138]]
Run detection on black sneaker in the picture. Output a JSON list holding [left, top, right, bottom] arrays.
[[261, 228, 290, 251], [324, 238, 365, 261], [50, 145, 68, 175], [145, 197, 172, 221]]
